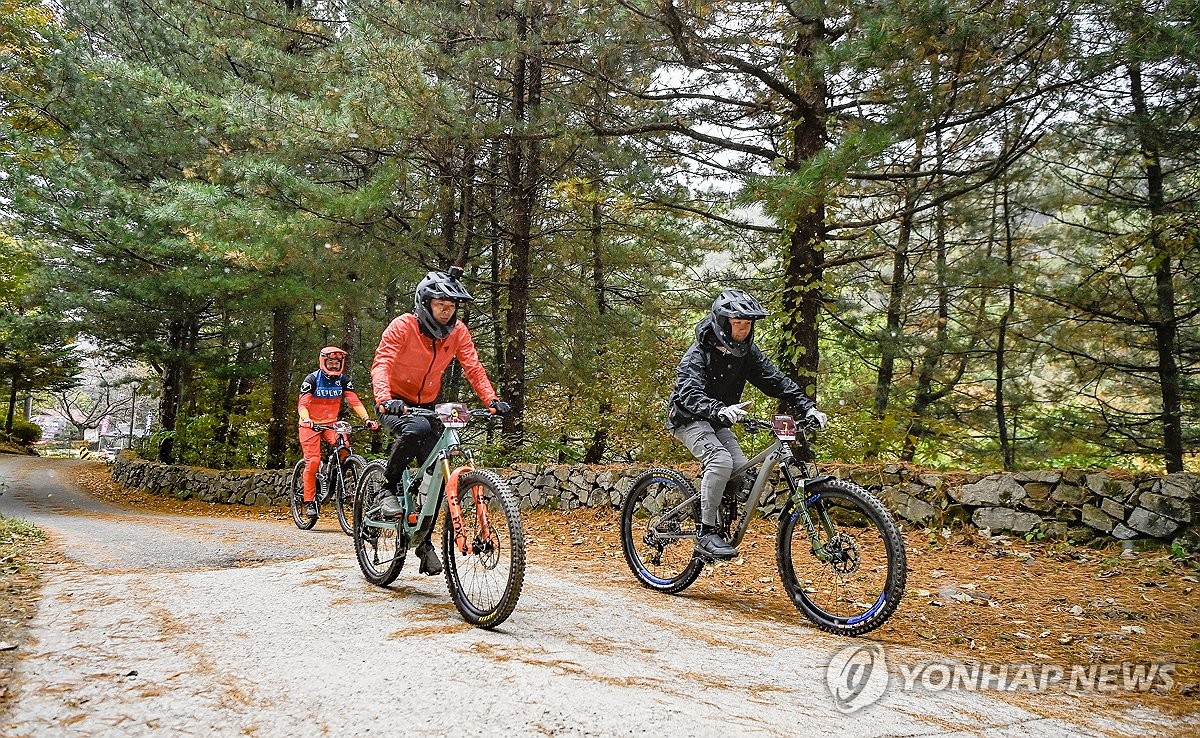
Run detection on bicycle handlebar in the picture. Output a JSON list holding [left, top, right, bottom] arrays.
[[400, 406, 503, 421], [741, 415, 821, 434], [308, 421, 374, 433]]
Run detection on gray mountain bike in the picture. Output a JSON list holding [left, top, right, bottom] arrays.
[[620, 414, 907, 636]]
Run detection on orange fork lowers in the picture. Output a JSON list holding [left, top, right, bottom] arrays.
[[444, 463, 498, 554]]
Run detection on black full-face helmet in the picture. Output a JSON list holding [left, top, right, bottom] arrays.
[[709, 289, 768, 357], [414, 267, 475, 339]]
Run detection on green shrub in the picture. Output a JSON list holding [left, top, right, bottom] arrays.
[[8, 419, 43, 444]]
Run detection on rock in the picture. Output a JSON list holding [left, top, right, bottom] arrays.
[[971, 507, 1042, 534], [1111, 523, 1139, 540], [1066, 526, 1096, 543], [1040, 521, 1070, 540], [1126, 507, 1182, 538], [1087, 473, 1137, 503], [1080, 504, 1117, 533], [1161, 473, 1200, 500], [918, 474, 944, 490], [1137, 492, 1192, 523], [1019, 497, 1056, 513], [951, 475, 1027, 506], [1100, 497, 1126, 520], [850, 469, 880, 487], [893, 492, 938, 525], [1050, 483, 1092, 505], [1023, 482, 1054, 500], [1015, 470, 1061, 484]]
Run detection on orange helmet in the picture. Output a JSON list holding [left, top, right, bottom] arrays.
[[319, 346, 347, 376]]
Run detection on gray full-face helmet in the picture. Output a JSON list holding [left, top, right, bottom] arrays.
[[710, 289, 768, 357], [414, 267, 474, 339]]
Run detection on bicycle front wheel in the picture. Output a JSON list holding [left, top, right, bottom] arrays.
[[619, 468, 704, 594], [777, 479, 907, 636], [288, 460, 316, 530], [335, 454, 365, 536], [441, 469, 525, 629], [353, 460, 405, 586]]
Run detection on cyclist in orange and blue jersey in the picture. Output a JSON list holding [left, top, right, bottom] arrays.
[[298, 347, 379, 517]]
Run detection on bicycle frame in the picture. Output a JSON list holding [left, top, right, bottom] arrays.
[[312, 422, 353, 501], [651, 418, 832, 552], [361, 407, 495, 555]]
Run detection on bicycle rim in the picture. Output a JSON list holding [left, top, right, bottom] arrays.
[[777, 480, 906, 635], [442, 470, 525, 629], [620, 469, 704, 594], [289, 460, 316, 530], [353, 461, 404, 586]]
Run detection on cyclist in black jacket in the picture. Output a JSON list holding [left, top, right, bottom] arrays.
[[667, 290, 828, 559]]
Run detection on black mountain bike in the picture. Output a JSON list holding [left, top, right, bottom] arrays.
[[289, 420, 367, 535], [620, 414, 907, 636]]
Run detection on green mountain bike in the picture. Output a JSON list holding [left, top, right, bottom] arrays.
[[353, 404, 526, 629], [620, 414, 907, 636]]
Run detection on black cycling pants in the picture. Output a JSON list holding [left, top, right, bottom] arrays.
[[380, 412, 443, 490]]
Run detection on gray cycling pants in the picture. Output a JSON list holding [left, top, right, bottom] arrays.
[[671, 421, 748, 527]]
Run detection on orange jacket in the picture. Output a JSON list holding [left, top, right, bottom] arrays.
[[370, 313, 498, 407]]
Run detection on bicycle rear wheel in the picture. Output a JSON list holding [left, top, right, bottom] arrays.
[[620, 468, 704, 594], [288, 460, 316, 530], [353, 460, 405, 586], [335, 454, 365, 536], [442, 469, 525, 629], [777, 478, 907, 636]]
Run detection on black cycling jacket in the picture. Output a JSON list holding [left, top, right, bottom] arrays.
[[666, 317, 813, 429]]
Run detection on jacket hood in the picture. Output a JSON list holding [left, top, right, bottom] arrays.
[[696, 315, 753, 357]]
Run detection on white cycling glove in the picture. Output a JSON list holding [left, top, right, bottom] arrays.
[[806, 407, 829, 429], [717, 402, 750, 425]]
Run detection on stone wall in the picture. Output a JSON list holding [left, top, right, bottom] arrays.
[[111, 456, 292, 507], [109, 456, 1200, 551]]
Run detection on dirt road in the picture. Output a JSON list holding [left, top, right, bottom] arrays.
[[0, 456, 1188, 737]]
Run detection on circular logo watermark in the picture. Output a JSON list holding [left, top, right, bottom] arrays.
[[826, 643, 889, 713]]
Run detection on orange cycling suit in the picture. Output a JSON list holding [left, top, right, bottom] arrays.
[[298, 364, 371, 504]]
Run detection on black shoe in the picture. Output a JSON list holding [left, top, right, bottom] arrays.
[[695, 531, 738, 560], [304, 502, 317, 517], [379, 495, 403, 519], [416, 540, 442, 576]]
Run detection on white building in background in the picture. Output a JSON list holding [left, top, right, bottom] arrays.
[[29, 413, 70, 440]]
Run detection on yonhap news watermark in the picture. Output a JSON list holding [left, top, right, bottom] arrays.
[[826, 644, 1176, 713]]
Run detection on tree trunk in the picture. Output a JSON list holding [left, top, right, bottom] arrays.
[[267, 305, 294, 469], [156, 318, 188, 463], [5, 376, 17, 432], [1129, 61, 1184, 472], [873, 214, 911, 419], [583, 191, 610, 464], [501, 10, 541, 445], [995, 187, 1017, 470]]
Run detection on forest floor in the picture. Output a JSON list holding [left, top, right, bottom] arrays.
[[4, 461, 1198, 725]]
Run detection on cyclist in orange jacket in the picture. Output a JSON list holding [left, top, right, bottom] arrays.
[[371, 268, 509, 575], [298, 347, 379, 517]]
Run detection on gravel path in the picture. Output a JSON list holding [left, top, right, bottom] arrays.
[[0, 456, 1181, 737]]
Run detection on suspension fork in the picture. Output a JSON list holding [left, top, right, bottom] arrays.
[[780, 462, 835, 563], [443, 459, 495, 555]]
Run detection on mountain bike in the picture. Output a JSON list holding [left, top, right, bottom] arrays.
[[620, 414, 907, 636], [288, 421, 367, 536], [353, 403, 525, 629]]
